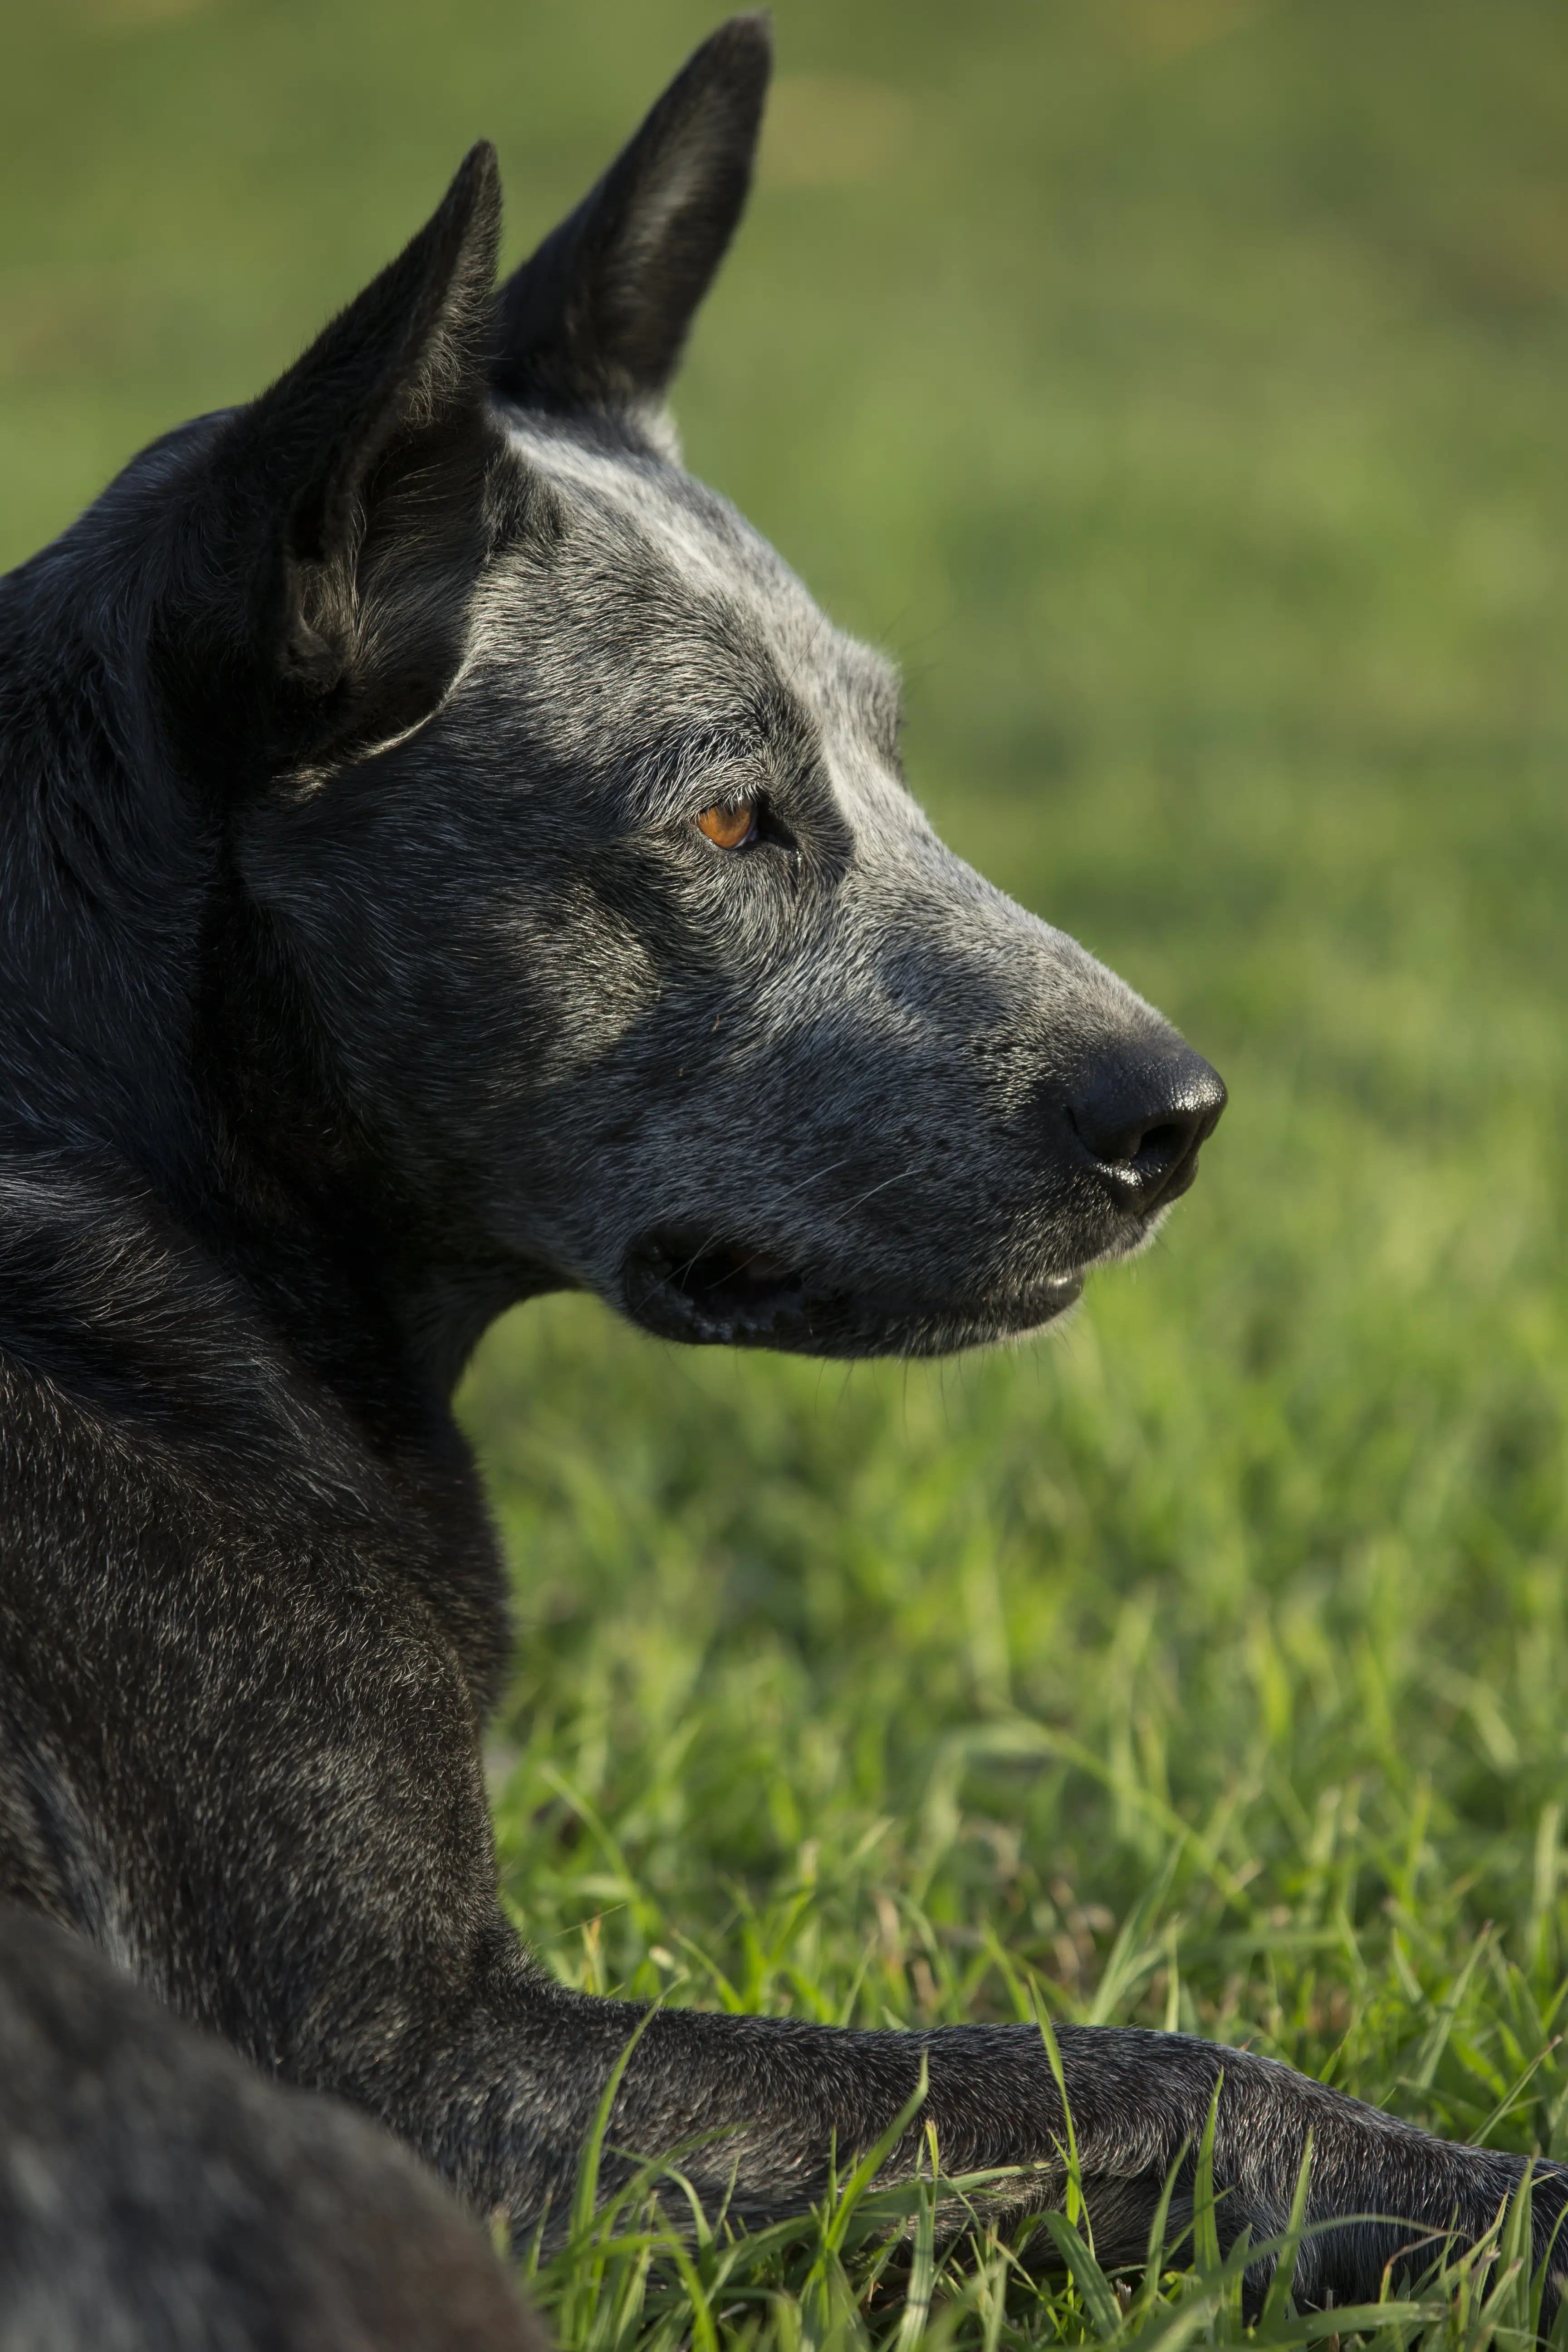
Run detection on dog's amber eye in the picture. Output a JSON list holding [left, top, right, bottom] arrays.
[[697, 799, 759, 851]]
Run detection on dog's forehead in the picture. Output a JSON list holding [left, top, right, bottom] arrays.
[[499, 419, 898, 742]]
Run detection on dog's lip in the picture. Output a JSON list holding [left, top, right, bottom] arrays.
[[625, 1236, 807, 1333], [624, 1233, 1085, 1347]]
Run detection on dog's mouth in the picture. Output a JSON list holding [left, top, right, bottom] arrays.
[[623, 1233, 1085, 1356], [626, 1237, 809, 1342]]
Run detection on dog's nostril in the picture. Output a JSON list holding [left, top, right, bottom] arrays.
[[1128, 1119, 1186, 1167], [1068, 1044, 1227, 1212]]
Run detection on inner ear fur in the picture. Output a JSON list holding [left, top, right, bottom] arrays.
[[492, 14, 771, 415], [158, 144, 505, 785]]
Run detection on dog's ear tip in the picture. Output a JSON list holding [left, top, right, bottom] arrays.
[[681, 15, 774, 118], [454, 139, 502, 209], [707, 13, 774, 74], [439, 141, 504, 270]]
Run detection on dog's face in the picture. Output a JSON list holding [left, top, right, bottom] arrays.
[[147, 18, 1223, 1363]]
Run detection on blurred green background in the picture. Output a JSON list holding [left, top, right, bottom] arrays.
[[10, 0, 1568, 2161]]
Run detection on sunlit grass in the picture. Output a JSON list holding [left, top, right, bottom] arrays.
[[464, 1264, 1568, 2342]]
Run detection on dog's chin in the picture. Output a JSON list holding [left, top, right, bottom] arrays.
[[622, 1235, 1086, 1359]]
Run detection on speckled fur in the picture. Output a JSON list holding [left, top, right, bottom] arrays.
[[1, 17, 1561, 2342]]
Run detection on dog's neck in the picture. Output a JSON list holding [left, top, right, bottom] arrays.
[[0, 532, 527, 1458], [0, 533, 205, 1162]]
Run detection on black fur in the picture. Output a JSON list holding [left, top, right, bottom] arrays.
[[0, 1904, 542, 2350], [1, 16, 1559, 2342]]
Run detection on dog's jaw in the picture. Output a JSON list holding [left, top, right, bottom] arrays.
[[621, 1232, 1088, 1356]]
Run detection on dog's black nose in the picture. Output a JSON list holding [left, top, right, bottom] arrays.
[[1069, 1044, 1227, 1213]]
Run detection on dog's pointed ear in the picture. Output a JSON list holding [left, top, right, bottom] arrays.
[[492, 15, 771, 414], [159, 145, 505, 782]]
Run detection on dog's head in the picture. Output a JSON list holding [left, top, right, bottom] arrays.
[[132, 17, 1223, 1365]]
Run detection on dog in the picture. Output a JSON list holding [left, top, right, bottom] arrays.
[[1, 15, 1561, 2344]]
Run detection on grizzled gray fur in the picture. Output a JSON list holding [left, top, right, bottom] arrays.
[[0, 15, 1559, 2345]]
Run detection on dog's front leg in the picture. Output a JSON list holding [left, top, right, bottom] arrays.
[[29, 1546, 1557, 2320], [421, 1981, 1568, 2312]]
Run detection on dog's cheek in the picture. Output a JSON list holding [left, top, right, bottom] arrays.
[[484, 884, 664, 1088], [647, 838, 811, 975]]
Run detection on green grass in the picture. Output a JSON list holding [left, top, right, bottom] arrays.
[[8, 0, 1568, 2342]]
